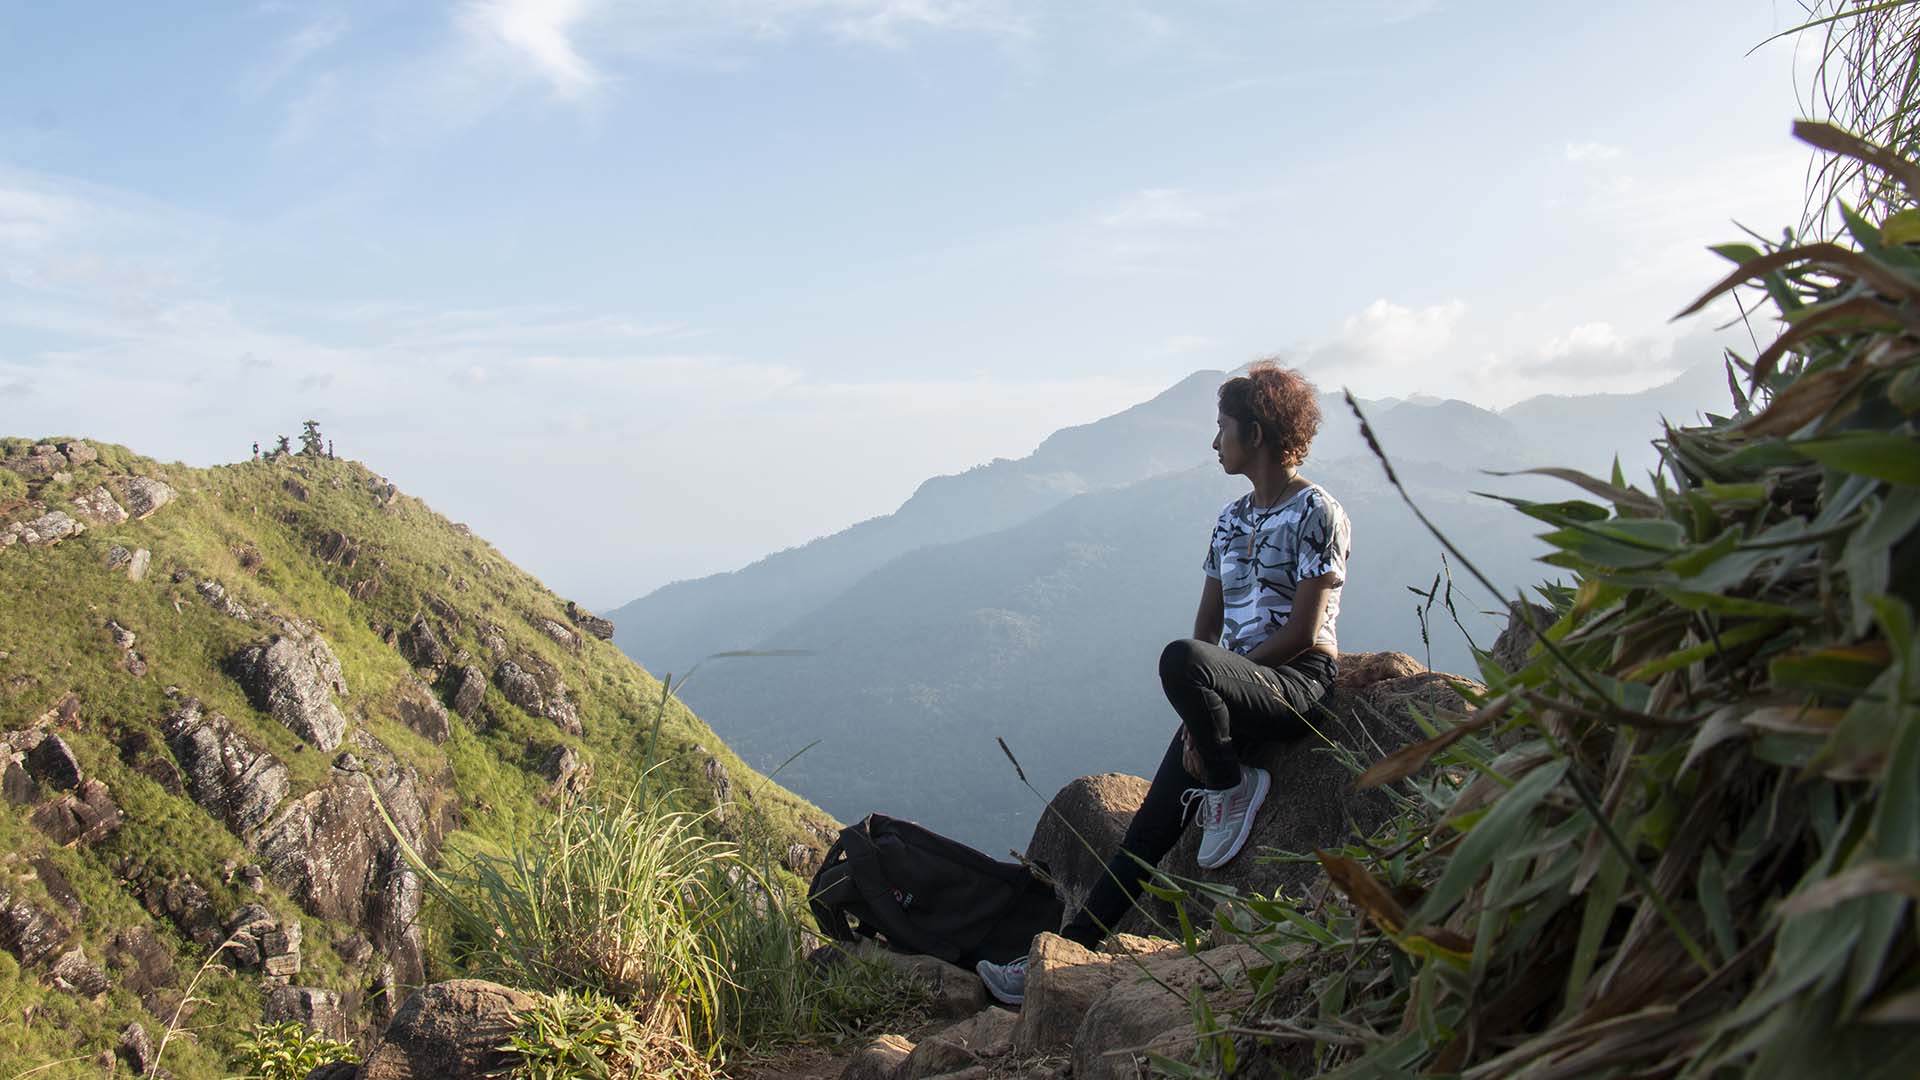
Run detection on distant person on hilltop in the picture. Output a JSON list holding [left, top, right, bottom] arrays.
[[978, 361, 1353, 1006]]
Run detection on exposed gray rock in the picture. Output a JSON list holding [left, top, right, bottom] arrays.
[[165, 698, 289, 836], [357, 980, 536, 1080], [423, 592, 461, 631], [493, 660, 543, 715], [106, 926, 177, 1001], [56, 440, 97, 466], [0, 885, 71, 967], [265, 985, 350, 1042], [198, 579, 252, 621], [128, 547, 151, 581], [107, 619, 136, 651], [257, 753, 433, 992], [1, 759, 35, 805], [1012, 933, 1179, 1057], [398, 615, 447, 671], [118, 1022, 157, 1076], [392, 679, 451, 745], [30, 778, 123, 846], [565, 601, 615, 641], [118, 475, 176, 519], [1492, 599, 1553, 675], [2, 448, 64, 480], [6, 510, 85, 547], [544, 693, 582, 737], [533, 617, 578, 652], [28, 855, 81, 917], [536, 744, 591, 800], [47, 946, 109, 997], [70, 485, 127, 525], [25, 733, 83, 791], [449, 665, 486, 719], [230, 629, 350, 751], [1071, 943, 1267, 1080]]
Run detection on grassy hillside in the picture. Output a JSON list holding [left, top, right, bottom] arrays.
[[0, 440, 831, 1079]]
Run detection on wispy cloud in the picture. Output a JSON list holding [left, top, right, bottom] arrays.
[[247, 11, 350, 94], [1564, 140, 1622, 162], [459, 0, 605, 101], [1099, 188, 1210, 229]]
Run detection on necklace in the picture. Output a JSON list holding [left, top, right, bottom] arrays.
[[1245, 480, 1309, 560]]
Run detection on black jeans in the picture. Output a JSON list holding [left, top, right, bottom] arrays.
[[1060, 639, 1337, 948]]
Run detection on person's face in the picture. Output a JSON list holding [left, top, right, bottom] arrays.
[[1212, 411, 1259, 475]]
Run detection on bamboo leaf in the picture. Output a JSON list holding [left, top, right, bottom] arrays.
[[1795, 430, 1920, 485], [1414, 759, 1569, 924]]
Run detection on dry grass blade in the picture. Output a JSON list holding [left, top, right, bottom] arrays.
[[1351, 697, 1504, 790], [1776, 859, 1920, 915], [1794, 118, 1920, 199], [1481, 468, 1662, 515], [1317, 851, 1409, 934]]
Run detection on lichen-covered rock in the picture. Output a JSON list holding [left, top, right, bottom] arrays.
[[198, 579, 253, 621], [30, 778, 123, 846], [127, 547, 151, 580], [257, 753, 434, 991], [265, 985, 351, 1042], [117, 475, 176, 519], [106, 926, 177, 1002], [47, 946, 110, 997], [357, 980, 536, 1080], [2, 448, 64, 480], [230, 628, 350, 751], [398, 615, 447, 671], [70, 485, 127, 525], [493, 660, 543, 715], [533, 617, 579, 652], [449, 665, 486, 719], [56, 440, 97, 466], [6, 510, 84, 547], [117, 1022, 157, 1076], [0, 885, 71, 968], [392, 679, 451, 745], [166, 698, 289, 836]]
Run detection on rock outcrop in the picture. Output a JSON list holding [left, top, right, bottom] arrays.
[[230, 625, 351, 751], [449, 665, 486, 719], [3, 509, 85, 549], [565, 601, 615, 641], [1023, 773, 1150, 917], [165, 698, 289, 836], [116, 475, 176, 520], [70, 485, 128, 525], [392, 679, 451, 745], [348, 980, 537, 1080]]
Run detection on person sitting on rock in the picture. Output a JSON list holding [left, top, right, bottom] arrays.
[[978, 361, 1353, 1005]]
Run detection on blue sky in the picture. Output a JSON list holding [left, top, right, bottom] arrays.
[[1, 1, 1821, 606]]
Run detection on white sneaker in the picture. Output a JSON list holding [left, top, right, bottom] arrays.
[[976, 954, 1027, 1005], [1193, 765, 1270, 869]]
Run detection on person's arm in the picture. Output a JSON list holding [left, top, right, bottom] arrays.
[[1193, 575, 1224, 644], [1243, 573, 1337, 668]]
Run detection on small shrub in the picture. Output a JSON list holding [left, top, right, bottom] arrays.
[[230, 1021, 356, 1080], [504, 988, 713, 1080]]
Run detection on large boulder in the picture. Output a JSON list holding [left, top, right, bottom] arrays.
[[117, 476, 176, 520], [56, 440, 97, 466], [449, 665, 486, 719], [1024, 774, 1151, 915], [165, 698, 290, 835], [392, 679, 451, 745], [1013, 933, 1176, 1055], [25, 733, 83, 791], [0, 884, 71, 968], [1071, 942, 1268, 1080], [264, 985, 351, 1042], [1491, 599, 1553, 675], [5, 510, 84, 548], [493, 660, 543, 715], [2, 446, 65, 480], [356, 980, 537, 1080], [397, 616, 447, 671], [230, 627, 350, 751]]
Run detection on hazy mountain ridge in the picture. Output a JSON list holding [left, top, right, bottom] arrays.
[[609, 364, 1732, 852]]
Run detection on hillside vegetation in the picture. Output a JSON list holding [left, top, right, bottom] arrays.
[[0, 440, 831, 1078]]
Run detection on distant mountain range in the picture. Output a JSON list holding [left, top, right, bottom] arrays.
[[607, 363, 1733, 851]]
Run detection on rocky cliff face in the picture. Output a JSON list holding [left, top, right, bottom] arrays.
[[0, 437, 832, 1077]]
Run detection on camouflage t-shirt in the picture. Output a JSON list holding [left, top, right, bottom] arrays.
[[1202, 483, 1352, 656]]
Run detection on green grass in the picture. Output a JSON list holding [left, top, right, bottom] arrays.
[[0, 447, 832, 1078]]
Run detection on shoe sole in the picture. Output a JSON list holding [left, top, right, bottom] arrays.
[[1197, 767, 1270, 870]]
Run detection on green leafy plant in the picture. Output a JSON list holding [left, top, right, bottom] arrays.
[[1149, 123, 1920, 1078], [503, 989, 711, 1080], [229, 1021, 356, 1080]]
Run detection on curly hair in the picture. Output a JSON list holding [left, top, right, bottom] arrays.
[[1217, 361, 1321, 467]]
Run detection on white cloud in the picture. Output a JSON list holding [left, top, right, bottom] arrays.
[[248, 11, 350, 94], [459, 0, 605, 101], [1337, 297, 1466, 362], [1565, 140, 1622, 162], [1099, 188, 1210, 229], [1540, 320, 1627, 360]]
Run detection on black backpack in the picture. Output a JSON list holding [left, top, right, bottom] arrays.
[[808, 813, 1062, 968]]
